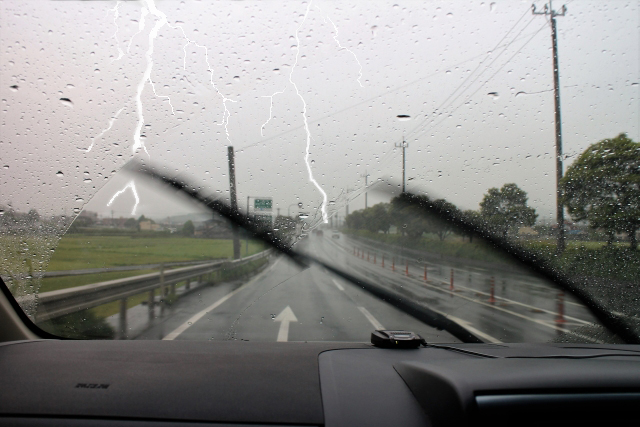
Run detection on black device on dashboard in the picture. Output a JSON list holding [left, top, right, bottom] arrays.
[[371, 330, 426, 348]]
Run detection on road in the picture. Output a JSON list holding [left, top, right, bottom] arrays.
[[135, 232, 600, 343]]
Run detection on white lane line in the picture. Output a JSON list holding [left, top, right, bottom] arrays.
[[163, 257, 280, 340], [447, 315, 502, 343], [434, 279, 591, 325], [332, 279, 345, 291], [425, 281, 582, 333], [358, 306, 385, 330]]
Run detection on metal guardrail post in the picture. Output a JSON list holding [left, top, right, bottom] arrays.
[[31, 249, 273, 324], [119, 297, 127, 339], [159, 263, 166, 318], [148, 288, 155, 321], [185, 278, 191, 290]]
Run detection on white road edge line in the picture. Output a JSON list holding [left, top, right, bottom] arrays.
[[434, 279, 591, 325], [163, 257, 280, 340], [332, 279, 345, 291], [446, 315, 502, 343], [358, 306, 385, 330]]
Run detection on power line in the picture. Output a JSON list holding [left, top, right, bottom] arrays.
[[412, 20, 549, 140], [405, 13, 538, 141], [239, 25, 547, 153]]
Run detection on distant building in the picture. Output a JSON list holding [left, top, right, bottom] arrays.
[[195, 217, 232, 238], [518, 227, 539, 236], [78, 210, 98, 222], [139, 220, 163, 231], [100, 217, 129, 228]]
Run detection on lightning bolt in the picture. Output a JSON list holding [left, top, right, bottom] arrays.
[[109, 1, 124, 62], [170, 25, 236, 144], [317, 6, 364, 87], [290, 1, 329, 223], [260, 90, 285, 137], [127, 6, 148, 54], [107, 180, 140, 215], [84, 106, 125, 152]]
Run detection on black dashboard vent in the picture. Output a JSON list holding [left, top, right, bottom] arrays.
[[475, 392, 640, 427]]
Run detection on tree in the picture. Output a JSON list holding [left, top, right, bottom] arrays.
[[560, 133, 640, 249], [363, 203, 392, 233], [345, 210, 365, 230], [430, 199, 458, 241], [26, 209, 40, 224], [461, 209, 482, 242], [479, 183, 537, 238], [273, 215, 298, 245], [182, 220, 195, 236], [389, 195, 437, 240], [344, 203, 392, 234]]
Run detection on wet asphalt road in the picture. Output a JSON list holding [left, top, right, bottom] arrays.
[[136, 233, 599, 343]]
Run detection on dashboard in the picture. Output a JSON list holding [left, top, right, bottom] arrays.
[[1, 340, 639, 426]]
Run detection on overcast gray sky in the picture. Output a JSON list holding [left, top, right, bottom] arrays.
[[1, 0, 637, 226]]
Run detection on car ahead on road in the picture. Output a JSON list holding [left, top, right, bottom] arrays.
[[1, 1, 638, 426]]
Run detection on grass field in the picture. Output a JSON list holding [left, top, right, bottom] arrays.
[[47, 235, 266, 271]]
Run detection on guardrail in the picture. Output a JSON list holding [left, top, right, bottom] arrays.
[[31, 250, 272, 338], [42, 259, 225, 278]]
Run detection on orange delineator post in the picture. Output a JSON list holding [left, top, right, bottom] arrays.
[[424, 265, 427, 282], [556, 292, 566, 323], [405, 261, 410, 276], [450, 269, 454, 291], [367, 251, 370, 262], [374, 254, 376, 264], [381, 255, 385, 268], [489, 277, 496, 304], [392, 258, 395, 272], [361, 250, 364, 259], [353, 247, 356, 255]]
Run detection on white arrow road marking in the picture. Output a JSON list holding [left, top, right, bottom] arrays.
[[163, 257, 280, 340], [275, 306, 298, 342], [358, 306, 385, 330]]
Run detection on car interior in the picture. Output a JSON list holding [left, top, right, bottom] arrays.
[[1, 0, 639, 426]]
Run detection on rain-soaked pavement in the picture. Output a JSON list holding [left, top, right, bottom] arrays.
[[127, 232, 599, 343]]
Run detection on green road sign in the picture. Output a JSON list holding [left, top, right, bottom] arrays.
[[254, 198, 272, 210]]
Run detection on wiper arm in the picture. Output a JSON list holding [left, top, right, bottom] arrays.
[[127, 161, 484, 344], [393, 193, 640, 345]]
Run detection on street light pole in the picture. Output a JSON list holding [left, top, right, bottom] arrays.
[[227, 146, 241, 260], [245, 196, 250, 256], [360, 172, 370, 209], [395, 137, 408, 193]]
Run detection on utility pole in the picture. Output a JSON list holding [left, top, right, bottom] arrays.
[[360, 172, 370, 208], [395, 137, 408, 193], [533, 1, 567, 253], [227, 146, 241, 259]]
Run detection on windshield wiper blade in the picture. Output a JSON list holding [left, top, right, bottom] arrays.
[[127, 160, 484, 344], [393, 193, 640, 345]]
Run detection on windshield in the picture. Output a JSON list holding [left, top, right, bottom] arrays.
[[0, 0, 638, 343]]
